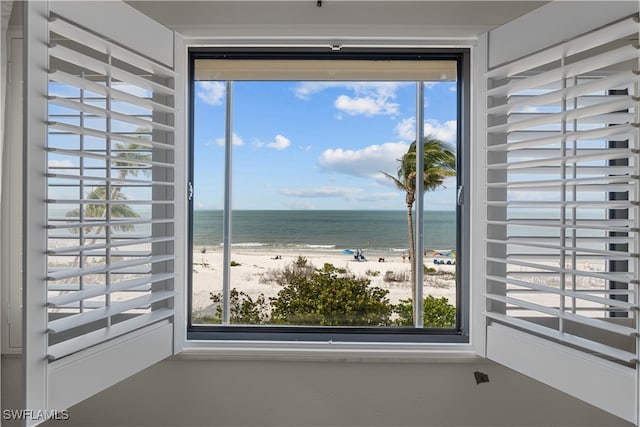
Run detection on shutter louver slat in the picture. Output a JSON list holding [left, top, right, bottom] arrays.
[[47, 273, 174, 307], [46, 235, 174, 256], [486, 42, 639, 97], [488, 71, 639, 116], [49, 70, 175, 114], [47, 290, 174, 334], [488, 123, 639, 151], [48, 16, 177, 78], [49, 43, 175, 96], [49, 121, 176, 150], [49, 96, 174, 132]]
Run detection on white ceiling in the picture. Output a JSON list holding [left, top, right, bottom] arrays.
[[125, 1, 548, 39]]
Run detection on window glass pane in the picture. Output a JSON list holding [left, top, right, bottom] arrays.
[[191, 58, 460, 332], [191, 81, 227, 324], [421, 81, 458, 328]]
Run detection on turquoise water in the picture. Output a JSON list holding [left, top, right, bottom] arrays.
[[193, 210, 456, 255]]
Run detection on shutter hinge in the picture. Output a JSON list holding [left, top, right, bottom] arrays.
[[457, 185, 464, 206], [188, 181, 193, 201]]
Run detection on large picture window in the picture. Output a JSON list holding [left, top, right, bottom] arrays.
[[188, 51, 469, 342]]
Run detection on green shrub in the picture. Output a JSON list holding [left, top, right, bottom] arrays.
[[270, 263, 393, 326], [209, 288, 269, 324], [394, 295, 456, 327], [230, 260, 241, 266]]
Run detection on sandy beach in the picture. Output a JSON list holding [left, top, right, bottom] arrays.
[[190, 246, 612, 321], [191, 249, 458, 317]]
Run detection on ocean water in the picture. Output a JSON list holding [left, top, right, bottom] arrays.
[[193, 210, 457, 255]]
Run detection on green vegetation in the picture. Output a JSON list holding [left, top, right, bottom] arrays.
[[294, 255, 308, 267], [203, 260, 456, 328], [230, 260, 241, 267], [270, 263, 392, 326], [209, 288, 269, 324], [394, 295, 456, 327]]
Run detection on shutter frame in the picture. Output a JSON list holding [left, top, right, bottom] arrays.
[[24, 2, 179, 422], [484, 5, 640, 424]]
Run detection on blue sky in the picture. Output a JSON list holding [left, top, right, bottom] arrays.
[[193, 79, 458, 211]]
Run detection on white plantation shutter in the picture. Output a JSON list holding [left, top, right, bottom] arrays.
[[485, 6, 639, 424], [24, 1, 181, 421]]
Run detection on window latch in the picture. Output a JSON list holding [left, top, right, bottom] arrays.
[[188, 181, 193, 201], [457, 185, 464, 206]]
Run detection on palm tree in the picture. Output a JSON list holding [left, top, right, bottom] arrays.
[[65, 132, 152, 266], [65, 186, 141, 237], [381, 135, 456, 298]]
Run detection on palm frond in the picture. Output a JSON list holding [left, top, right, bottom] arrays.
[[379, 171, 406, 191]]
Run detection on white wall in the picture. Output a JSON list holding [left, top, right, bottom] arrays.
[[0, 355, 631, 427]]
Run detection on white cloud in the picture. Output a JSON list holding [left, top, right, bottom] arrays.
[[197, 81, 225, 106], [395, 117, 457, 143], [279, 186, 398, 202], [294, 82, 346, 100], [395, 117, 416, 141], [424, 119, 457, 143], [318, 141, 409, 181], [111, 83, 151, 99], [335, 95, 399, 117], [48, 159, 74, 169], [294, 82, 409, 117], [215, 132, 244, 146], [256, 134, 291, 151]]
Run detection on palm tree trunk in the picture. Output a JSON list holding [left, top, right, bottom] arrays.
[[407, 203, 416, 303], [70, 171, 126, 269]]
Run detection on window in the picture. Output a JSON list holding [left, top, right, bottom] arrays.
[[187, 50, 470, 342]]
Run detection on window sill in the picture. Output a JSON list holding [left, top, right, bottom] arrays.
[[176, 341, 482, 363]]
